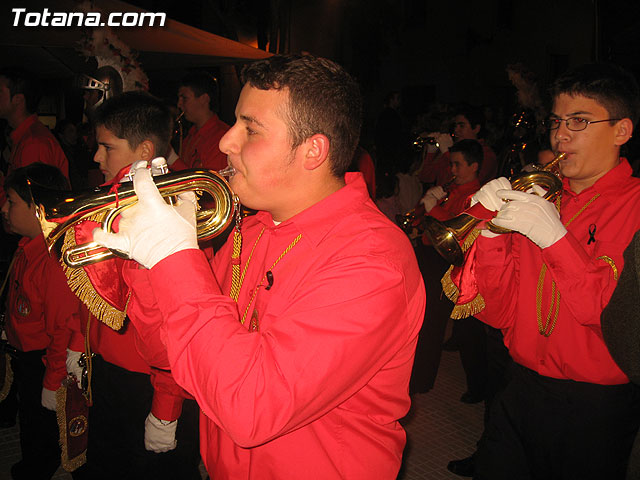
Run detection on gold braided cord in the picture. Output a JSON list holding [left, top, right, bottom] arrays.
[[596, 255, 618, 281], [535, 193, 600, 336], [238, 233, 303, 325], [229, 228, 244, 302], [536, 264, 561, 336], [238, 228, 265, 296]]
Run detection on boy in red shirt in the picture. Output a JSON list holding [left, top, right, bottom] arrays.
[[65, 92, 201, 480], [1, 163, 79, 480]]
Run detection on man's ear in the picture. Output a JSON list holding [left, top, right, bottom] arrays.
[[198, 93, 211, 111], [614, 118, 634, 146], [472, 124, 481, 137], [302, 133, 330, 171], [137, 139, 156, 161], [11, 93, 25, 111]]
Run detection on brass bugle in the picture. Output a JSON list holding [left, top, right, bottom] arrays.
[[33, 168, 237, 268], [423, 152, 566, 266]]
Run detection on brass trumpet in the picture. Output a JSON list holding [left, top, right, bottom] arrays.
[[423, 152, 566, 266], [34, 168, 237, 268]]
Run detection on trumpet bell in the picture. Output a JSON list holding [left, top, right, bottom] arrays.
[[423, 213, 479, 267]]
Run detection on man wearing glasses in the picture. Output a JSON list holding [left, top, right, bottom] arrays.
[[448, 63, 640, 479]]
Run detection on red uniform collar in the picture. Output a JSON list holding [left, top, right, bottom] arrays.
[[252, 172, 371, 247], [10, 114, 39, 146]]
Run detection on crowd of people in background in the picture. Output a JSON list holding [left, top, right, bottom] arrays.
[[2, 55, 640, 480]]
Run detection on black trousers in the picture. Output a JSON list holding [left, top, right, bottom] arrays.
[[409, 243, 452, 394], [12, 349, 61, 479], [475, 363, 640, 480], [73, 355, 201, 480], [454, 316, 487, 396]]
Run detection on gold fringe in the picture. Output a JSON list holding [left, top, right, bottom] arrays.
[[0, 353, 13, 402], [441, 265, 460, 303], [450, 294, 486, 319], [56, 383, 87, 472], [440, 264, 486, 319], [60, 225, 126, 331], [461, 228, 481, 253]]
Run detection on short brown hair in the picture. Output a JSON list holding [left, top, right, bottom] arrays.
[[241, 54, 362, 177]]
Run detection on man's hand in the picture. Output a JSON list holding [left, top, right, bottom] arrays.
[[66, 349, 83, 389], [470, 177, 512, 212], [144, 412, 178, 453], [93, 162, 198, 269], [492, 190, 567, 249], [41, 388, 57, 411]]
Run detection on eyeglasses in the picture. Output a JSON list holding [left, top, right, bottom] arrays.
[[543, 116, 621, 131]]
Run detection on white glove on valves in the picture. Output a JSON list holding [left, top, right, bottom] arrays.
[[145, 412, 178, 453], [41, 388, 57, 411], [470, 177, 512, 212], [491, 190, 567, 249], [93, 162, 198, 269], [66, 349, 83, 389]]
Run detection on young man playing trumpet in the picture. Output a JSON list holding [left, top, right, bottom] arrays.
[[93, 54, 426, 479], [449, 63, 640, 479], [420, 139, 483, 222]]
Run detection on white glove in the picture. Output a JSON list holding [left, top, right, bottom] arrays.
[[492, 190, 567, 249], [93, 162, 198, 269], [421, 195, 438, 212], [425, 185, 447, 201], [420, 185, 447, 213], [144, 412, 178, 453], [41, 388, 57, 411], [470, 177, 512, 212], [66, 349, 83, 389], [435, 133, 454, 153]]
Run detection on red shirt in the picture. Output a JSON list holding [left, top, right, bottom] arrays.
[[9, 115, 69, 179], [0, 115, 70, 205], [5, 234, 80, 390], [354, 146, 376, 199], [418, 140, 497, 186], [171, 114, 229, 172], [130, 173, 426, 479], [470, 159, 640, 384]]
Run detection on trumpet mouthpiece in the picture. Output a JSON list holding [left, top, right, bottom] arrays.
[[218, 165, 236, 177]]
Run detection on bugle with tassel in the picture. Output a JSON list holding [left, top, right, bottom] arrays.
[[423, 152, 566, 266], [32, 162, 238, 268]]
